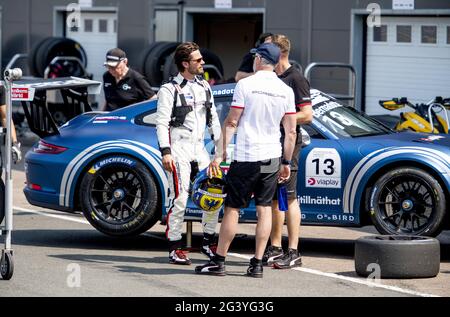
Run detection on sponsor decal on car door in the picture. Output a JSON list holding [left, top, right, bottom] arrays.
[[305, 148, 342, 188]]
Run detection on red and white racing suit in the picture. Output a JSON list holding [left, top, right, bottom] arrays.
[[156, 73, 222, 245]]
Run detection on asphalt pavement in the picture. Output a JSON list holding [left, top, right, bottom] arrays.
[[0, 142, 449, 297]]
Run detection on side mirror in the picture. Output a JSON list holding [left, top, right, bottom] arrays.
[[379, 99, 405, 111]]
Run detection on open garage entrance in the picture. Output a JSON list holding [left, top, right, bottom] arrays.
[[185, 11, 264, 81]]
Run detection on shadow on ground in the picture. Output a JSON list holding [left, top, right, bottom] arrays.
[[3, 227, 449, 263]]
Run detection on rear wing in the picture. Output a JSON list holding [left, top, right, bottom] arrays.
[[11, 77, 101, 138]]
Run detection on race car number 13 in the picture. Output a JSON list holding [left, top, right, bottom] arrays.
[[306, 148, 342, 189], [312, 158, 335, 175]]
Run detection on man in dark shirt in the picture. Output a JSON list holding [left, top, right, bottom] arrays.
[[264, 34, 313, 269], [102, 48, 156, 111], [234, 32, 273, 83]]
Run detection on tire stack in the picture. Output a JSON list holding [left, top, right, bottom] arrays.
[[354, 235, 440, 279], [139, 42, 224, 87], [29, 37, 89, 78]]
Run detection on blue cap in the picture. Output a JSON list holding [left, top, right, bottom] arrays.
[[250, 43, 281, 65]]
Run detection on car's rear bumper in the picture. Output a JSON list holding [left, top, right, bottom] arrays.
[[23, 187, 74, 213]]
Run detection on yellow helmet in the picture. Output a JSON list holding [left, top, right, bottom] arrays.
[[191, 168, 227, 212]]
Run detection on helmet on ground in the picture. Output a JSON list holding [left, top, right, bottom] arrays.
[[191, 168, 227, 212]]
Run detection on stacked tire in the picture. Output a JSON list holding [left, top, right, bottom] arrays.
[[355, 235, 440, 279], [29, 37, 88, 78], [139, 42, 224, 87]]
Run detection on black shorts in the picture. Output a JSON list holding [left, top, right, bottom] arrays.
[[225, 158, 280, 208], [273, 136, 302, 201]]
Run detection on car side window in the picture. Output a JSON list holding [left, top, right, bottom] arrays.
[[215, 98, 231, 125], [302, 124, 325, 139], [135, 110, 157, 126]]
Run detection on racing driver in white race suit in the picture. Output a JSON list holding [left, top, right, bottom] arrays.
[[156, 42, 222, 265]]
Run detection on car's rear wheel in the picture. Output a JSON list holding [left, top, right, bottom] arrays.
[[79, 156, 160, 237], [369, 167, 446, 237]]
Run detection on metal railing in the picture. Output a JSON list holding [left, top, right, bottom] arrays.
[[304, 62, 357, 108]]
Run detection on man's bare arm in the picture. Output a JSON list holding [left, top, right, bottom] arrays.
[[296, 105, 313, 125]]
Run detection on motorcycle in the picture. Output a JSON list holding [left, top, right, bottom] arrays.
[[379, 97, 450, 134]]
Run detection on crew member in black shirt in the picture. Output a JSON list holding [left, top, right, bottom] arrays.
[[234, 33, 273, 83], [264, 34, 313, 269], [102, 48, 156, 111]]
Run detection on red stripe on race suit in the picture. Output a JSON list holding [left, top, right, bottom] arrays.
[[165, 161, 180, 240]]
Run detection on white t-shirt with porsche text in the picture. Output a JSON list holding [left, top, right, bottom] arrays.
[[231, 70, 296, 162]]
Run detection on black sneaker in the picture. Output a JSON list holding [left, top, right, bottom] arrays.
[[262, 246, 283, 266], [246, 257, 263, 278], [273, 248, 302, 269], [195, 259, 226, 276], [201, 241, 217, 259]]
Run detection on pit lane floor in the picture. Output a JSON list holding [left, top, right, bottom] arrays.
[[1, 143, 449, 297]]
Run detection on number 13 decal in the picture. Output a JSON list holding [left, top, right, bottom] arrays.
[[306, 148, 342, 188], [312, 158, 335, 176]]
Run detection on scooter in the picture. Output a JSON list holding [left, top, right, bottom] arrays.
[[379, 97, 450, 134]]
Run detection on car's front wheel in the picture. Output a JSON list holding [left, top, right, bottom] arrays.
[[79, 156, 160, 237], [369, 167, 446, 237]]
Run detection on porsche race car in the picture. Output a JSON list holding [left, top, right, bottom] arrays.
[[22, 81, 450, 237]]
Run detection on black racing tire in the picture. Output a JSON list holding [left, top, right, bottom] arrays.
[[29, 38, 49, 77], [200, 48, 224, 76], [369, 167, 446, 237], [162, 48, 224, 83], [79, 155, 160, 237], [355, 235, 440, 279], [144, 42, 179, 86], [30, 37, 88, 78], [0, 179, 4, 225], [162, 52, 177, 82], [138, 42, 165, 77]]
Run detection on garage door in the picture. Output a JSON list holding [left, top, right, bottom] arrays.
[[67, 12, 118, 107], [365, 16, 450, 115]]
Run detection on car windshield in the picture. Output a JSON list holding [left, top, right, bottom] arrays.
[[214, 98, 232, 124], [312, 92, 390, 138]]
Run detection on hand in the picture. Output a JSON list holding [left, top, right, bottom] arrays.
[[162, 154, 174, 173], [278, 165, 291, 183], [208, 157, 222, 178], [12, 142, 22, 164]]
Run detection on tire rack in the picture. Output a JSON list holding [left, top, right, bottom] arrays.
[[0, 69, 22, 280]]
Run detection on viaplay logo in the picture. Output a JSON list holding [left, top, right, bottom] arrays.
[[307, 177, 341, 188]]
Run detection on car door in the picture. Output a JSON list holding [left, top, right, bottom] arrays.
[[297, 124, 355, 225]]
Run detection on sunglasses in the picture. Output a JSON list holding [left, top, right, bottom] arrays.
[[190, 57, 204, 63]]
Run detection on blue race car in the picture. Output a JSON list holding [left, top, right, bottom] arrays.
[[23, 80, 450, 237]]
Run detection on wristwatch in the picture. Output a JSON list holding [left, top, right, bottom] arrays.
[[281, 158, 291, 166]]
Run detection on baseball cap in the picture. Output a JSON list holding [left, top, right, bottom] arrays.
[[250, 43, 281, 65], [104, 48, 127, 67]]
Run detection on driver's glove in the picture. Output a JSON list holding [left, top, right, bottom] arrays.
[[12, 141, 22, 164]]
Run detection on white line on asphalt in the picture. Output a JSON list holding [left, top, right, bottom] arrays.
[[14, 206, 166, 241], [227, 253, 440, 298], [14, 206, 441, 297], [14, 206, 90, 224]]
